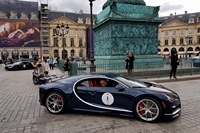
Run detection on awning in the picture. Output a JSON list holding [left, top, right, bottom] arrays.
[[194, 51, 200, 53], [163, 52, 169, 55], [178, 52, 184, 54], [22, 51, 29, 56], [1, 51, 9, 57], [187, 51, 194, 54], [12, 51, 19, 56], [31, 50, 38, 56]]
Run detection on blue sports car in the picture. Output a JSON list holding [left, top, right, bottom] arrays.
[[39, 73, 181, 122]]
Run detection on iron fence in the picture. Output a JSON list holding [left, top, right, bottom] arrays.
[[58, 58, 200, 79]]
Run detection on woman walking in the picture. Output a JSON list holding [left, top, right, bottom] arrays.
[[125, 52, 135, 77]]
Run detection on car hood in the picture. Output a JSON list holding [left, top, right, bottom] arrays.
[[144, 86, 173, 94]]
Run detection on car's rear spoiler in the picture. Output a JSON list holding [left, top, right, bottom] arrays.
[[40, 74, 64, 83]]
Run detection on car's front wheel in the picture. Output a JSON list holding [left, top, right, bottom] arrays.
[[33, 76, 38, 85], [134, 97, 162, 122], [45, 92, 66, 114]]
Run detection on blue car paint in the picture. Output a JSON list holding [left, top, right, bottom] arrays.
[[39, 73, 181, 120]]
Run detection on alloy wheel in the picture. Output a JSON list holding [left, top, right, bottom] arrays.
[[46, 92, 65, 114], [135, 98, 161, 122]]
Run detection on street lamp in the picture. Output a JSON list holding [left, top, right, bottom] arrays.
[[53, 23, 69, 37], [185, 36, 191, 60], [53, 23, 69, 59], [89, 0, 96, 72]]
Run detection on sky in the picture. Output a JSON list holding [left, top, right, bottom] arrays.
[[20, 0, 199, 17]]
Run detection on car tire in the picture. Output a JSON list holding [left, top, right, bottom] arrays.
[[15, 66, 19, 70], [33, 76, 38, 85], [133, 97, 162, 122], [45, 92, 66, 114]]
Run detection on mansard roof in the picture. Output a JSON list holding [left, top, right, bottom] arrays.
[[160, 12, 200, 26]]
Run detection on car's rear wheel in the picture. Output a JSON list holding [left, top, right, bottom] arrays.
[[134, 98, 162, 122], [45, 92, 66, 114], [15, 66, 19, 70]]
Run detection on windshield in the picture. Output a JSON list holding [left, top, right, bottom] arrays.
[[116, 76, 147, 88], [13, 62, 21, 65]]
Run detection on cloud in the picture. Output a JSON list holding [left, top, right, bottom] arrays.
[[47, 0, 106, 14], [160, 3, 184, 13]]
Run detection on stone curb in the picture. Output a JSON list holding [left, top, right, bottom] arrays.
[[149, 75, 200, 83]]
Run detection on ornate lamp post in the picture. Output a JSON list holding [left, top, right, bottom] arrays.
[[53, 23, 69, 58], [185, 36, 191, 60], [89, 0, 96, 72]]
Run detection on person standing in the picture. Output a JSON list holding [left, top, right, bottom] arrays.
[[47, 57, 54, 70], [43, 59, 50, 73], [125, 52, 135, 77], [63, 59, 71, 77], [170, 51, 179, 79]]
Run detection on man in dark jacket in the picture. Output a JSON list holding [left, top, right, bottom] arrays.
[[125, 52, 135, 77], [170, 51, 179, 79]]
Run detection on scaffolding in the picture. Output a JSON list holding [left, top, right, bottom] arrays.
[[39, 0, 50, 57]]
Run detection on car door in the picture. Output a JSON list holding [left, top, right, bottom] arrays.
[[87, 78, 131, 111]]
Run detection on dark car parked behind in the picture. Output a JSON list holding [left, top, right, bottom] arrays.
[[5, 61, 34, 70]]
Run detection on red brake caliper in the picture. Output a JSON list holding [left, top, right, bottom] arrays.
[[57, 96, 62, 102], [139, 102, 145, 115]]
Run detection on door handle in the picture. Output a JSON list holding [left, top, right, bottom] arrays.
[[89, 91, 96, 95]]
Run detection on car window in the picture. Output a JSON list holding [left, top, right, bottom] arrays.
[[116, 76, 147, 88], [76, 80, 89, 87], [89, 78, 118, 87]]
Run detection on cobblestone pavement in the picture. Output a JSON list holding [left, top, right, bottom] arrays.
[[0, 67, 200, 133]]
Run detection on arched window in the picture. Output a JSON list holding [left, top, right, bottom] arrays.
[[62, 50, 68, 59], [187, 47, 193, 51], [164, 48, 169, 52], [179, 47, 184, 51], [195, 47, 200, 51], [54, 50, 59, 58]]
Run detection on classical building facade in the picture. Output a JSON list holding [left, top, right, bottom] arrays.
[[158, 11, 200, 57], [46, 11, 91, 59]]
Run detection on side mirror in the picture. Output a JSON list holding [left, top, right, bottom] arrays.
[[115, 85, 125, 92]]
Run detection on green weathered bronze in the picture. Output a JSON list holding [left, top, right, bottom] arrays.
[[94, 0, 163, 68]]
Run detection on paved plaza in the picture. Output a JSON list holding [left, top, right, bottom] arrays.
[[0, 66, 200, 133]]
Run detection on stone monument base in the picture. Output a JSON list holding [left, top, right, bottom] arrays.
[[95, 55, 163, 69]]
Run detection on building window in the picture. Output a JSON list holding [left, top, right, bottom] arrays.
[[180, 29, 184, 34], [79, 49, 83, 57], [158, 32, 160, 36], [188, 37, 193, 44], [53, 38, 58, 47], [79, 30, 83, 35], [197, 28, 200, 33], [69, 29, 74, 35], [53, 29, 57, 34], [189, 29, 193, 34], [62, 38, 66, 46], [172, 30, 176, 35], [172, 38, 176, 45], [71, 50, 75, 57], [43, 50, 49, 54], [70, 38, 74, 47], [198, 17, 200, 22], [164, 39, 168, 45], [180, 38, 184, 45], [79, 38, 83, 47], [165, 31, 168, 36], [198, 36, 200, 44]]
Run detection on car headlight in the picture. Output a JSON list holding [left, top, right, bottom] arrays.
[[163, 93, 175, 102]]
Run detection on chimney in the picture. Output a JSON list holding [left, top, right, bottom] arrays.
[[185, 11, 187, 14], [79, 9, 83, 14], [170, 13, 173, 16]]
